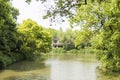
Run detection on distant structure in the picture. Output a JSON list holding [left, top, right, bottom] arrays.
[[52, 36, 64, 48]]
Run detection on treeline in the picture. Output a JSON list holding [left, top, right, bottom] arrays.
[[47, 28, 93, 54], [0, 0, 52, 69]]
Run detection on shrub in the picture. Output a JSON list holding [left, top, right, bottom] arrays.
[[0, 52, 12, 69], [20, 46, 35, 60], [52, 48, 66, 54], [67, 49, 78, 54], [8, 53, 25, 63]]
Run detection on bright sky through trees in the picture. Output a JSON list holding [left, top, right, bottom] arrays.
[[12, 0, 69, 31]]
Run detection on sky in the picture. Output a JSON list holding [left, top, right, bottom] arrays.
[[11, 0, 70, 31]]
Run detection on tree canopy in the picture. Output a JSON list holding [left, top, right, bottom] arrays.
[[17, 19, 52, 53], [71, 0, 120, 72], [0, 0, 19, 54]]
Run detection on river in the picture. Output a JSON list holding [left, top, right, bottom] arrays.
[[0, 54, 119, 80]]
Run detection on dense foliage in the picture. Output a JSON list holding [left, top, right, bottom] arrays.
[[0, 0, 20, 68], [17, 19, 52, 54], [47, 28, 77, 50], [0, 0, 52, 68], [70, 0, 120, 72], [0, 0, 19, 54], [28, 0, 120, 73]]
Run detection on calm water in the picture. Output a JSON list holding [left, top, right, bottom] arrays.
[[0, 54, 118, 80]]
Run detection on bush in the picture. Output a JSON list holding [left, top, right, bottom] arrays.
[[67, 49, 78, 54], [20, 46, 35, 60], [8, 53, 25, 63], [0, 52, 12, 69], [52, 48, 66, 54]]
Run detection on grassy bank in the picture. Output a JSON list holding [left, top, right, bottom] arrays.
[[50, 47, 96, 54], [42, 48, 97, 59]]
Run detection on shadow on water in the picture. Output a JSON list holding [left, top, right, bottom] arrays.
[[4, 75, 51, 80], [0, 69, 4, 73], [5, 56, 47, 72], [1, 56, 51, 80]]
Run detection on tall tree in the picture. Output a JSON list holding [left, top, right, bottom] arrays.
[[0, 0, 19, 54], [70, 0, 120, 72], [17, 19, 52, 53]]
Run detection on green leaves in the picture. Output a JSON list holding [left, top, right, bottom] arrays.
[[69, 0, 120, 72], [74, 29, 92, 48], [17, 19, 52, 53], [0, 0, 18, 53]]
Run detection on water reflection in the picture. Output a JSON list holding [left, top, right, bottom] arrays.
[[46, 55, 98, 80], [1, 54, 118, 80]]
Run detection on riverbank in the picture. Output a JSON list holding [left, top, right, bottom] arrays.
[[0, 51, 35, 69], [0, 52, 24, 69], [0, 47, 96, 69]]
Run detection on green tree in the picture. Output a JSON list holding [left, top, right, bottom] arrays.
[[0, 0, 21, 68], [46, 28, 57, 39], [74, 29, 92, 49], [17, 19, 52, 57], [51, 27, 77, 50], [71, 0, 120, 72], [62, 28, 76, 50], [0, 0, 19, 54]]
